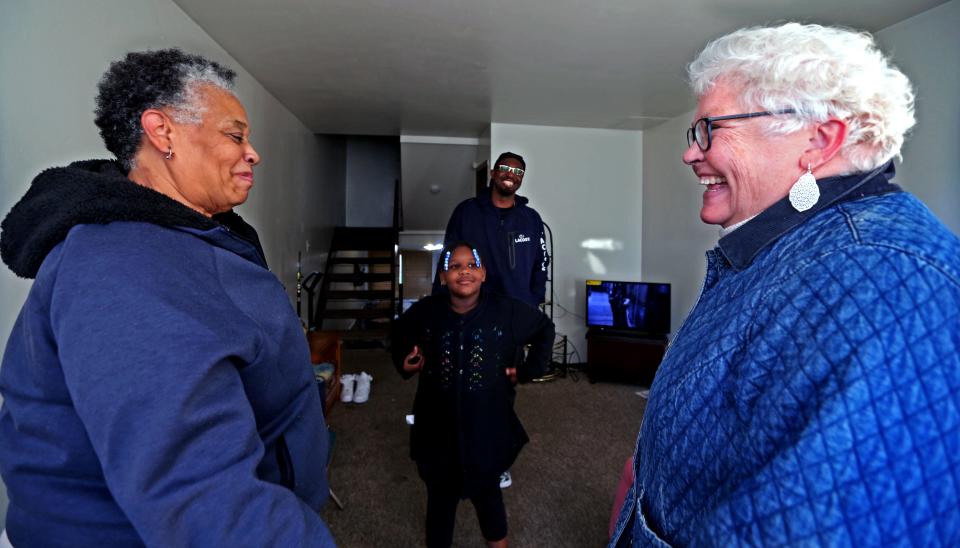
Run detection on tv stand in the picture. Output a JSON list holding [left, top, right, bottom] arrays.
[[586, 328, 667, 385]]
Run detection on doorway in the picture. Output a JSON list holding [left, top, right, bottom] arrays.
[[475, 161, 488, 197]]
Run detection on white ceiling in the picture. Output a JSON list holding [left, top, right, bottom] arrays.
[[173, 0, 947, 136]]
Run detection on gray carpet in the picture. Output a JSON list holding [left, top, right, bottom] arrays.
[[319, 349, 647, 547]]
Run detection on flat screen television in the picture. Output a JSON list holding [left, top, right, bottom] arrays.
[[585, 280, 671, 337]]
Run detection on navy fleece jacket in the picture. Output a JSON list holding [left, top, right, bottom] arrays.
[[0, 160, 334, 547]]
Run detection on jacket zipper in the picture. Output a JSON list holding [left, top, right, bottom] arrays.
[[218, 225, 268, 269], [276, 435, 296, 490]]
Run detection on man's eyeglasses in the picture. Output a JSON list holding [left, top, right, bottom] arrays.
[[496, 164, 525, 177], [686, 109, 795, 152]]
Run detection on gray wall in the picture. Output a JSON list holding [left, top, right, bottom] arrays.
[[301, 135, 347, 268], [0, 0, 346, 526], [477, 126, 492, 167], [877, 0, 960, 234], [491, 123, 644, 360], [345, 136, 401, 227], [640, 112, 716, 336], [401, 143, 478, 231], [641, 0, 960, 337]]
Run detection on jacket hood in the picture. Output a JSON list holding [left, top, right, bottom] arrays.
[[477, 188, 529, 210], [1, 159, 261, 279]]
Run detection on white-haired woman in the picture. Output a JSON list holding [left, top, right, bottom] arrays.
[[610, 23, 960, 546], [0, 50, 334, 546]]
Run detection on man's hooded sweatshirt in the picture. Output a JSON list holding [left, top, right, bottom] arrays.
[[0, 160, 334, 547], [436, 190, 549, 307]]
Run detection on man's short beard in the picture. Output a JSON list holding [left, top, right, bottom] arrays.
[[492, 179, 518, 197]]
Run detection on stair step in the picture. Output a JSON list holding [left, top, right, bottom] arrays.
[[330, 257, 393, 265], [332, 227, 396, 251], [327, 273, 393, 283], [327, 290, 394, 300], [339, 329, 390, 341], [307, 329, 390, 342], [321, 308, 394, 320]]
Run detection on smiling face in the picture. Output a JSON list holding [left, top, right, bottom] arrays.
[[682, 80, 810, 228], [168, 85, 260, 216], [490, 157, 525, 197], [440, 245, 486, 299]]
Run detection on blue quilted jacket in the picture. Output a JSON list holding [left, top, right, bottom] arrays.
[[611, 163, 960, 547]]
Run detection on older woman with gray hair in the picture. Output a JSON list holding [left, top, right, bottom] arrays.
[[610, 23, 960, 546], [0, 50, 334, 546]]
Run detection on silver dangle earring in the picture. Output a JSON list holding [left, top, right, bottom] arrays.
[[165, 147, 174, 160], [789, 163, 819, 212]]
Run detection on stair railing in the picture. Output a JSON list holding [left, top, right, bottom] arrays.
[[393, 178, 403, 319]]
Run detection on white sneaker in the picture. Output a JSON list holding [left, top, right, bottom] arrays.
[[499, 471, 512, 489], [340, 374, 356, 403], [353, 372, 373, 404]]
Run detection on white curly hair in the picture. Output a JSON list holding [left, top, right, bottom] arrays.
[[688, 23, 915, 172]]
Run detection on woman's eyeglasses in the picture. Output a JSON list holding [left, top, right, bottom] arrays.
[[496, 164, 525, 177], [686, 109, 795, 152]]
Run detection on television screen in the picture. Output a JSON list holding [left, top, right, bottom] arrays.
[[585, 280, 671, 336]]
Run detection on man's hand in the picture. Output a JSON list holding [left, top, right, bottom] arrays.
[[403, 346, 424, 373], [506, 367, 517, 384]]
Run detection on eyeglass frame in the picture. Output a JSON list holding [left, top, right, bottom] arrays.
[[496, 164, 525, 177], [686, 109, 796, 152]]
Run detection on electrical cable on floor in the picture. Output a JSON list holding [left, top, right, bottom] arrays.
[[554, 302, 585, 321], [550, 339, 576, 382], [550, 332, 585, 382], [539, 221, 588, 382]]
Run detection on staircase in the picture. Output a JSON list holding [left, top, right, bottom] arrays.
[[311, 226, 400, 341]]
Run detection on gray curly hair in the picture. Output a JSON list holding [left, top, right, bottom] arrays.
[[94, 49, 236, 171], [688, 23, 915, 172]]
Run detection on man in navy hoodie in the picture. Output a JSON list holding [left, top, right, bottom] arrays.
[[437, 152, 549, 309]]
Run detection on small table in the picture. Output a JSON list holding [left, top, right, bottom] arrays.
[[586, 328, 667, 385]]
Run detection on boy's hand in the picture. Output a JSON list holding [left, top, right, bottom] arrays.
[[403, 346, 424, 373], [506, 367, 517, 384]]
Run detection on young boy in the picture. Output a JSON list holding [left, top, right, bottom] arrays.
[[393, 241, 555, 548]]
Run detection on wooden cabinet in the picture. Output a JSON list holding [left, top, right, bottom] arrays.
[[586, 329, 667, 386], [308, 330, 343, 416]]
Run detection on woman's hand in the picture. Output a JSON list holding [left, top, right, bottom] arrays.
[[403, 345, 424, 373], [506, 367, 517, 384]]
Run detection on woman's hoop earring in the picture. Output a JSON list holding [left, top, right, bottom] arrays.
[[789, 164, 819, 212], [165, 147, 174, 160]]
